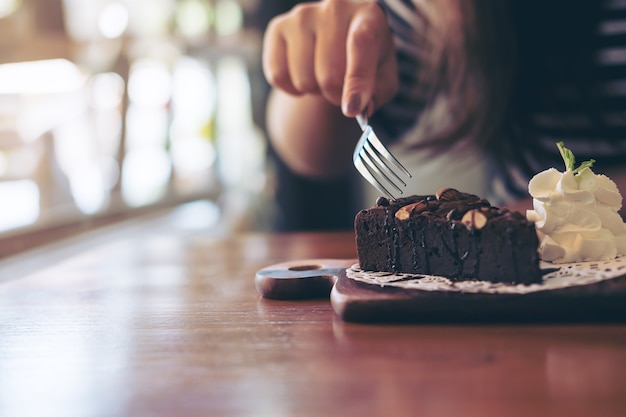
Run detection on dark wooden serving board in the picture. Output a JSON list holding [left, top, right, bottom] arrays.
[[255, 259, 626, 323]]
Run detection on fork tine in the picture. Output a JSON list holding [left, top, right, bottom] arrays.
[[365, 130, 412, 179], [359, 148, 404, 194], [354, 157, 396, 200], [352, 122, 411, 200], [362, 141, 407, 188], [353, 127, 397, 199]]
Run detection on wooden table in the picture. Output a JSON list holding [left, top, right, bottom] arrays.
[[1, 209, 625, 417]]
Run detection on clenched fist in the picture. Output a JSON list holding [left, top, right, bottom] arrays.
[[263, 0, 398, 117]]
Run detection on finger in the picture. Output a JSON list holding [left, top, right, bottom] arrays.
[[342, 4, 392, 117], [262, 18, 299, 95], [287, 29, 320, 95], [373, 47, 399, 110], [314, 23, 349, 107]]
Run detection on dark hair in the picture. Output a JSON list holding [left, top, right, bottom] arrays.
[[413, 0, 603, 156]]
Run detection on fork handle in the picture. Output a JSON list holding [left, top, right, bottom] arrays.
[[356, 113, 368, 131]]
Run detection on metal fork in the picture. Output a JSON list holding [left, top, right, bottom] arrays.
[[352, 113, 412, 200]]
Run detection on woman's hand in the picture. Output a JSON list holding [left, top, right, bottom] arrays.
[[263, 0, 398, 117]]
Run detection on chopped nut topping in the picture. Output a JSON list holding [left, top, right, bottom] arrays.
[[394, 201, 428, 220], [435, 188, 464, 202], [461, 209, 488, 230]]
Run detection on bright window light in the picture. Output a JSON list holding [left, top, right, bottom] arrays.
[[98, 2, 129, 39], [168, 200, 220, 231], [0, 151, 8, 176], [170, 129, 216, 175], [68, 163, 108, 214], [62, 0, 101, 41], [0, 59, 86, 95], [126, 0, 175, 37], [214, 0, 243, 36], [128, 59, 171, 107], [215, 57, 266, 191], [53, 117, 97, 179], [0, 180, 39, 232], [0, 0, 20, 19], [125, 105, 169, 149], [121, 147, 172, 207], [216, 56, 251, 132], [175, 0, 213, 37], [90, 72, 125, 109], [171, 56, 216, 126]]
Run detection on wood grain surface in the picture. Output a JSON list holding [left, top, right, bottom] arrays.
[[330, 272, 626, 323], [1, 217, 625, 417]]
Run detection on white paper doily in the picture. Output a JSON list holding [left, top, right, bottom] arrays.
[[346, 256, 626, 295]]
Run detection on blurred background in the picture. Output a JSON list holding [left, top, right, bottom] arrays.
[[0, 0, 357, 245]]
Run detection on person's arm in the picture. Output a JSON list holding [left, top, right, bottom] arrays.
[[262, 0, 398, 179], [266, 90, 358, 178]]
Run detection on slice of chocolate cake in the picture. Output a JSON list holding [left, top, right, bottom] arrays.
[[354, 188, 542, 284]]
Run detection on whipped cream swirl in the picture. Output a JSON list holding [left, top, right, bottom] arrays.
[[526, 166, 626, 263]]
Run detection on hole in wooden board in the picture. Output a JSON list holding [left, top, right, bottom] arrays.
[[288, 264, 322, 272]]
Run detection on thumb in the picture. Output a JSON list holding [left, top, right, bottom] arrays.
[[341, 4, 392, 118]]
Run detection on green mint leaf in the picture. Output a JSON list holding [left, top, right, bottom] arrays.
[[556, 141, 595, 174], [556, 141, 575, 171], [573, 159, 596, 174]]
